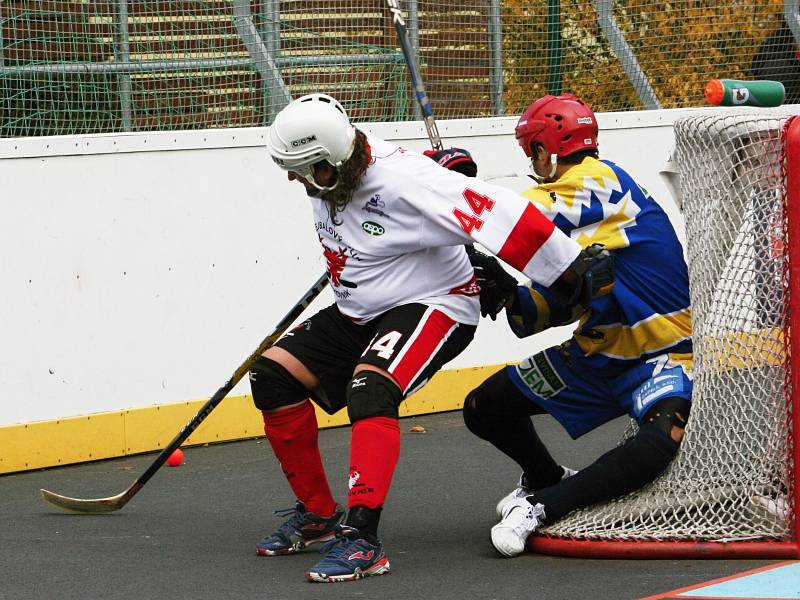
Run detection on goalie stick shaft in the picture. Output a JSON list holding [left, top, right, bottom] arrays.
[[40, 273, 329, 514], [386, 0, 442, 151]]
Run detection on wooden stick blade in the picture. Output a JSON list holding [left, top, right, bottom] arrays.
[[40, 488, 127, 514]]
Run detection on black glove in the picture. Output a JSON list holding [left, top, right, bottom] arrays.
[[423, 147, 478, 177], [551, 243, 615, 309], [466, 246, 518, 320]]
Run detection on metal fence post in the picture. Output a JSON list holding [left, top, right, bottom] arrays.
[[232, 0, 292, 116], [596, 0, 661, 109], [407, 0, 422, 120], [488, 0, 504, 115], [546, 0, 562, 95], [0, 0, 6, 69], [263, 0, 281, 123], [786, 0, 800, 47], [114, 0, 133, 131]]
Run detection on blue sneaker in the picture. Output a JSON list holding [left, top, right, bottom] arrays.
[[305, 526, 391, 582], [256, 502, 345, 556]]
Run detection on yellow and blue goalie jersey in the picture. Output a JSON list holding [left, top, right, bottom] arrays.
[[508, 156, 692, 374]]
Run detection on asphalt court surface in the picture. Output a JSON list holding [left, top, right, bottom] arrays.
[[1, 410, 783, 600]]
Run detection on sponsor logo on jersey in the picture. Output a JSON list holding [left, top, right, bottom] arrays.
[[515, 353, 566, 399], [364, 194, 391, 218], [361, 221, 385, 236], [320, 237, 358, 290], [290, 134, 317, 147], [316, 222, 362, 261]]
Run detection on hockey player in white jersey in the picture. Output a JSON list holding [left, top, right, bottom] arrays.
[[248, 93, 613, 582]]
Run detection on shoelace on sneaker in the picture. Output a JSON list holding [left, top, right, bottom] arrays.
[[507, 503, 537, 536], [318, 530, 360, 558], [268, 505, 306, 542]]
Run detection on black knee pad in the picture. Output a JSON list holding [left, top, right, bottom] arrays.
[[462, 386, 487, 436], [463, 367, 536, 436], [642, 396, 691, 435], [346, 370, 403, 423], [248, 356, 309, 411]]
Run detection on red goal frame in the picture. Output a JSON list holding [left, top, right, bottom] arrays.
[[528, 116, 800, 559]]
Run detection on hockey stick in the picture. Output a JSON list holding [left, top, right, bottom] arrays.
[[386, 0, 442, 151], [40, 273, 329, 514]]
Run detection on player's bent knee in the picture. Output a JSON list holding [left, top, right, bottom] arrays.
[[642, 396, 691, 443], [462, 368, 516, 424], [610, 425, 679, 493], [462, 387, 487, 436], [248, 356, 310, 411], [346, 370, 403, 423]]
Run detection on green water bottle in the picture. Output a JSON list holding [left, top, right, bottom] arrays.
[[705, 79, 786, 107]]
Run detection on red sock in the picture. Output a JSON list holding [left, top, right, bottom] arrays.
[[348, 417, 401, 510], [262, 401, 337, 517]]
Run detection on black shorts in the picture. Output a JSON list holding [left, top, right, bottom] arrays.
[[275, 303, 476, 414]]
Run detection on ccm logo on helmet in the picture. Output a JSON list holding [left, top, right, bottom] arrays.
[[291, 135, 317, 147]]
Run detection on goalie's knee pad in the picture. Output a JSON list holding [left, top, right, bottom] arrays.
[[462, 374, 504, 437], [642, 396, 691, 438], [346, 370, 403, 423], [248, 356, 309, 411]]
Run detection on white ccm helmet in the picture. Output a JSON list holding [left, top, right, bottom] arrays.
[[267, 93, 357, 194]]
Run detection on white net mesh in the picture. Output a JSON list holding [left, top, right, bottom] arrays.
[[539, 113, 795, 544]]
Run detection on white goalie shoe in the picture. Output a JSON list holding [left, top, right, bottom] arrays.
[[491, 498, 546, 557], [495, 466, 577, 518]]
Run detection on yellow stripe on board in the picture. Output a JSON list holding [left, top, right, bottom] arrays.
[[0, 364, 505, 475]]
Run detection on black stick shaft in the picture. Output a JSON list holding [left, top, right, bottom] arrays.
[[117, 273, 329, 507]]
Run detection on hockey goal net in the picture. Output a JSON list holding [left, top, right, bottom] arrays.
[[529, 112, 800, 558]]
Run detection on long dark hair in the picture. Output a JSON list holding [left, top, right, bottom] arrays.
[[320, 128, 370, 224]]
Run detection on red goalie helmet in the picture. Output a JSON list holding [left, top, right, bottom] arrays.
[[515, 94, 598, 159]]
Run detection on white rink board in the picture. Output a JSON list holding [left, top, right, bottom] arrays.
[[0, 107, 718, 427]]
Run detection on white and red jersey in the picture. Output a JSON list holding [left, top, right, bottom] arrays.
[[310, 134, 581, 325]]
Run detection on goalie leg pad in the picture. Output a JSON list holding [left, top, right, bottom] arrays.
[[248, 356, 310, 411], [346, 370, 403, 423], [531, 423, 679, 524]]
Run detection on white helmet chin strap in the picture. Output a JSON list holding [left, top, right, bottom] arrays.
[[301, 131, 355, 196], [529, 154, 558, 183], [305, 169, 340, 196]]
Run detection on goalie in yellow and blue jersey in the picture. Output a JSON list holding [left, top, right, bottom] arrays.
[[459, 94, 693, 557]]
